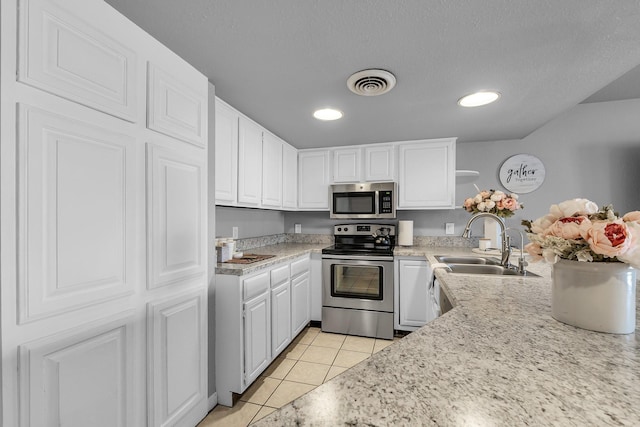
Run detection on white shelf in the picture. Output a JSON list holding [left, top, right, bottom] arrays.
[[455, 170, 480, 184]]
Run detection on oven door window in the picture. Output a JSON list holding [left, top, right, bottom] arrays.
[[331, 264, 383, 300], [333, 192, 375, 215]]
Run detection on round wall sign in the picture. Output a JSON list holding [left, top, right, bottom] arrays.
[[499, 154, 545, 194]]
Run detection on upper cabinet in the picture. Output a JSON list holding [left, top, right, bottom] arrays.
[[214, 98, 239, 205], [237, 116, 263, 207], [364, 145, 395, 182], [331, 144, 395, 183], [262, 131, 283, 208], [147, 63, 208, 147], [332, 148, 361, 183], [298, 149, 331, 210], [397, 138, 456, 209], [282, 143, 298, 209]]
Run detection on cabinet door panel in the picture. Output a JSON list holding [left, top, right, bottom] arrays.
[[147, 143, 206, 289], [148, 290, 207, 427], [271, 282, 292, 357], [262, 132, 283, 208], [282, 143, 298, 209], [147, 64, 207, 147], [298, 150, 330, 209], [365, 145, 395, 181], [18, 0, 137, 121], [398, 260, 432, 327], [237, 117, 263, 206], [19, 314, 135, 427], [291, 272, 311, 337], [333, 148, 361, 183], [17, 105, 135, 323], [244, 292, 270, 385], [398, 140, 455, 209], [214, 98, 238, 204]]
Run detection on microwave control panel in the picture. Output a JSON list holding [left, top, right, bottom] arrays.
[[378, 191, 393, 214]]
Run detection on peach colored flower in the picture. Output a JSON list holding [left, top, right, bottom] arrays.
[[501, 198, 519, 211], [582, 220, 632, 258], [618, 222, 640, 268], [548, 216, 586, 240], [479, 190, 491, 199], [622, 211, 640, 223], [524, 242, 543, 261]]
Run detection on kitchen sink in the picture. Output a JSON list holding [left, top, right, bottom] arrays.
[[435, 255, 501, 265], [434, 255, 540, 277]]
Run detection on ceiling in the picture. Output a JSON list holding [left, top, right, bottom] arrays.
[[105, 0, 640, 149]]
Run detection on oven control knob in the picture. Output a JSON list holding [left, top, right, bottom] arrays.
[[337, 227, 342, 232], [344, 227, 348, 232]]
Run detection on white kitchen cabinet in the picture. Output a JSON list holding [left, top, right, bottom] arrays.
[[271, 264, 292, 357], [215, 255, 311, 406], [365, 144, 395, 181], [309, 253, 323, 322], [397, 138, 456, 209], [244, 287, 271, 386], [298, 149, 331, 210], [238, 116, 263, 206], [282, 142, 298, 209], [3, 0, 209, 425], [262, 131, 284, 208], [395, 259, 434, 331], [290, 256, 311, 336], [215, 98, 239, 205], [333, 147, 362, 183], [271, 281, 292, 357]]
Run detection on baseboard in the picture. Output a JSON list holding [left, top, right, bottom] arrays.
[[310, 320, 321, 328], [208, 392, 218, 411]]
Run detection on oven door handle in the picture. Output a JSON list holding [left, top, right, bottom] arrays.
[[321, 254, 394, 262]]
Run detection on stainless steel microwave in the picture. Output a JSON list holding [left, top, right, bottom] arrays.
[[329, 182, 397, 219]]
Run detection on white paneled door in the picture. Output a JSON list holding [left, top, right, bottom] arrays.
[[1, 0, 209, 426]]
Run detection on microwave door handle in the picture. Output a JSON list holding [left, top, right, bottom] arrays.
[[374, 190, 380, 216]]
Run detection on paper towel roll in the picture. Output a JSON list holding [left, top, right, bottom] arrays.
[[398, 220, 413, 246]]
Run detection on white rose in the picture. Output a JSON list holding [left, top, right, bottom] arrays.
[[531, 214, 557, 235], [510, 194, 519, 200], [485, 200, 496, 210], [557, 199, 599, 217], [474, 194, 483, 204], [477, 201, 487, 211], [490, 193, 504, 202]]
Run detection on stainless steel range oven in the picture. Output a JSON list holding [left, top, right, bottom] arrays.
[[322, 223, 395, 340]]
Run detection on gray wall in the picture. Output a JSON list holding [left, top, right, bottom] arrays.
[[457, 98, 640, 223], [216, 206, 285, 238]]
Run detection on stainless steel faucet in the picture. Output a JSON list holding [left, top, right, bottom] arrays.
[[461, 212, 510, 267], [503, 227, 528, 274]]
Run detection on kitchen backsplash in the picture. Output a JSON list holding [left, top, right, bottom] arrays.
[[233, 233, 477, 250]]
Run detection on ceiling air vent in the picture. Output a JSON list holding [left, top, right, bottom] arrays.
[[347, 69, 396, 96]]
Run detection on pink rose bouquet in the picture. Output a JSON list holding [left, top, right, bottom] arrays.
[[463, 189, 523, 218], [522, 199, 640, 268]]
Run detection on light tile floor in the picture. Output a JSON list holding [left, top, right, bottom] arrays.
[[197, 326, 400, 427]]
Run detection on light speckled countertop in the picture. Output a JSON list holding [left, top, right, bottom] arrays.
[[252, 244, 640, 426], [215, 243, 323, 275]]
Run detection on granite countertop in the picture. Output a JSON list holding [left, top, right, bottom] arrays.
[[255, 245, 640, 426], [215, 243, 324, 275]]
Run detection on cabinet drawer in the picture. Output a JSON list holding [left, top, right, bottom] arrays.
[[270, 264, 290, 287], [290, 256, 310, 278], [243, 272, 270, 301]]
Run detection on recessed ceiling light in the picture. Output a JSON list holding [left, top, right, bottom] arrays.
[[313, 108, 343, 121], [458, 91, 501, 107]]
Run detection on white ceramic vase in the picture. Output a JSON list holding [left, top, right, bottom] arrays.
[[551, 259, 637, 334]]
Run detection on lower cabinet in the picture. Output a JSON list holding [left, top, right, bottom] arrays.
[[215, 254, 310, 406], [395, 258, 435, 331]]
